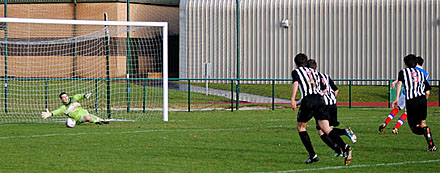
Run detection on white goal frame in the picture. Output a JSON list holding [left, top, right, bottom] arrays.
[[0, 17, 169, 122]]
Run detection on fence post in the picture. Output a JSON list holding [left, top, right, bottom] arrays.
[[95, 79, 98, 114], [272, 80, 275, 110], [45, 80, 48, 110], [188, 80, 191, 112], [388, 80, 391, 108], [349, 80, 352, 109], [143, 79, 146, 113], [231, 80, 234, 112], [3, 0, 7, 114], [236, 80, 240, 110]]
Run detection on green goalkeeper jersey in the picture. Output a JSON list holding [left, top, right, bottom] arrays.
[[51, 94, 89, 121]]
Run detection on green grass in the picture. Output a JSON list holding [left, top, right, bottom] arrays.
[[1, 107, 439, 172]]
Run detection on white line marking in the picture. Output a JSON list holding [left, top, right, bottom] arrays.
[[0, 126, 287, 140], [256, 159, 440, 173]]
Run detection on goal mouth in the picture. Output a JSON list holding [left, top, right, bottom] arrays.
[[0, 17, 169, 123]]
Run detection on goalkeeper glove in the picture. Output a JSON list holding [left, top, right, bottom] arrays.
[[84, 93, 92, 99], [41, 109, 52, 119]]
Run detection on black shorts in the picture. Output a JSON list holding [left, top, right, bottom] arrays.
[[297, 94, 330, 123], [406, 96, 427, 128], [316, 104, 339, 130]]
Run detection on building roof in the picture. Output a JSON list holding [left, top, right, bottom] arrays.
[[0, 0, 179, 6]]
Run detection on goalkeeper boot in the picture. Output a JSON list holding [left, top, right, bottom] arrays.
[[95, 120, 110, 125], [379, 123, 387, 132], [392, 128, 398, 134], [345, 127, 357, 143], [305, 154, 319, 164], [344, 145, 353, 166]]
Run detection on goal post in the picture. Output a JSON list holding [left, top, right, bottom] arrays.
[[0, 17, 168, 123]]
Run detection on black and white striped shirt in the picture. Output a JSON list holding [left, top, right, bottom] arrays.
[[319, 72, 338, 105], [291, 67, 324, 98], [398, 68, 432, 100]]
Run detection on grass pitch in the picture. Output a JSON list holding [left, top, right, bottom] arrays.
[[0, 107, 439, 172]]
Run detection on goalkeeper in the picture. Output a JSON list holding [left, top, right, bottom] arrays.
[[41, 92, 109, 125]]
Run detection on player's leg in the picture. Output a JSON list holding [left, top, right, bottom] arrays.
[[317, 119, 352, 165], [392, 97, 407, 134], [298, 121, 318, 164], [421, 123, 437, 151], [316, 122, 342, 156], [392, 111, 407, 134], [380, 93, 405, 132], [296, 98, 319, 164], [407, 97, 436, 151], [416, 100, 436, 151], [328, 105, 357, 143], [314, 98, 352, 165], [81, 114, 108, 125]]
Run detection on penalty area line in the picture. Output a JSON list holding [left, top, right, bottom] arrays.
[[0, 125, 290, 140], [257, 159, 440, 173]]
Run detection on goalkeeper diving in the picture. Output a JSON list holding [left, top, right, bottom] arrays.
[[41, 92, 109, 125]]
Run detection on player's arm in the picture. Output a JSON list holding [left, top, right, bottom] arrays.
[[52, 106, 66, 116], [291, 70, 300, 110], [42, 106, 66, 119], [328, 77, 338, 97], [391, 79, 398, 89], [392, 71, 403, 107], [392, 81, 402, 108], [291, 81, 299, 110], [424, 80, 431, 100], [72, 93, 92, 101], [319, 75, 327, 95], [421, 69, 431, 99]]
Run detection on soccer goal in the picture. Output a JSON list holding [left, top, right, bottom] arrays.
[[0, 17, 168, 123]]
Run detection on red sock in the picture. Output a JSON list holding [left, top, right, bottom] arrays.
[[384, 108, 399, 125], [394, 113, 407, 129]]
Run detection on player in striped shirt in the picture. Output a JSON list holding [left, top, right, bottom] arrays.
[[391, 54, 436, 151], [291, 53, 353, 165], [305, 59, 357, 157], [379, 56, 430, 134]]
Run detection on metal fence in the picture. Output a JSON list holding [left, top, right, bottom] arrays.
[[170, 78, 440, 112]]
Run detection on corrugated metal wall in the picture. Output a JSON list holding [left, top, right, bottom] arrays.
[[180, 0, 440, 84]]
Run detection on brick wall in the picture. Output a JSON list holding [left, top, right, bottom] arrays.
[[0, 2, 176, 78]]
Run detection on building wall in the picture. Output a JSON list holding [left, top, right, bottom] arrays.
[[0, 2, 177, 78], [180, 0, 440, 85], [0, 55, 128, 78], [0, 3, 178, 34]]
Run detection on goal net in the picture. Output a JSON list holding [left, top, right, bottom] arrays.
[[0, 17, 168, 123]]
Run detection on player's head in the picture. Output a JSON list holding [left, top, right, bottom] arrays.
[[294, 53, 308, 67], [306, 59, 317, 70], [59, 92, 69, 103], [416, 56, 424, 66], [403, 54, 417, 68]]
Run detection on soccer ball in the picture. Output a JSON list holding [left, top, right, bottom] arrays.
[[65, 118, 76, 128]]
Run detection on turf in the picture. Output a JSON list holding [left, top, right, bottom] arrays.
[[0, 107, 439, 172]]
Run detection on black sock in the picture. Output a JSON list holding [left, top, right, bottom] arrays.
[[328, 130, 349, 152], [423, 126, 436, 147], [333, 128, 347, 136], [299, 131, 316, 156], [320, 134, 341, 153]]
